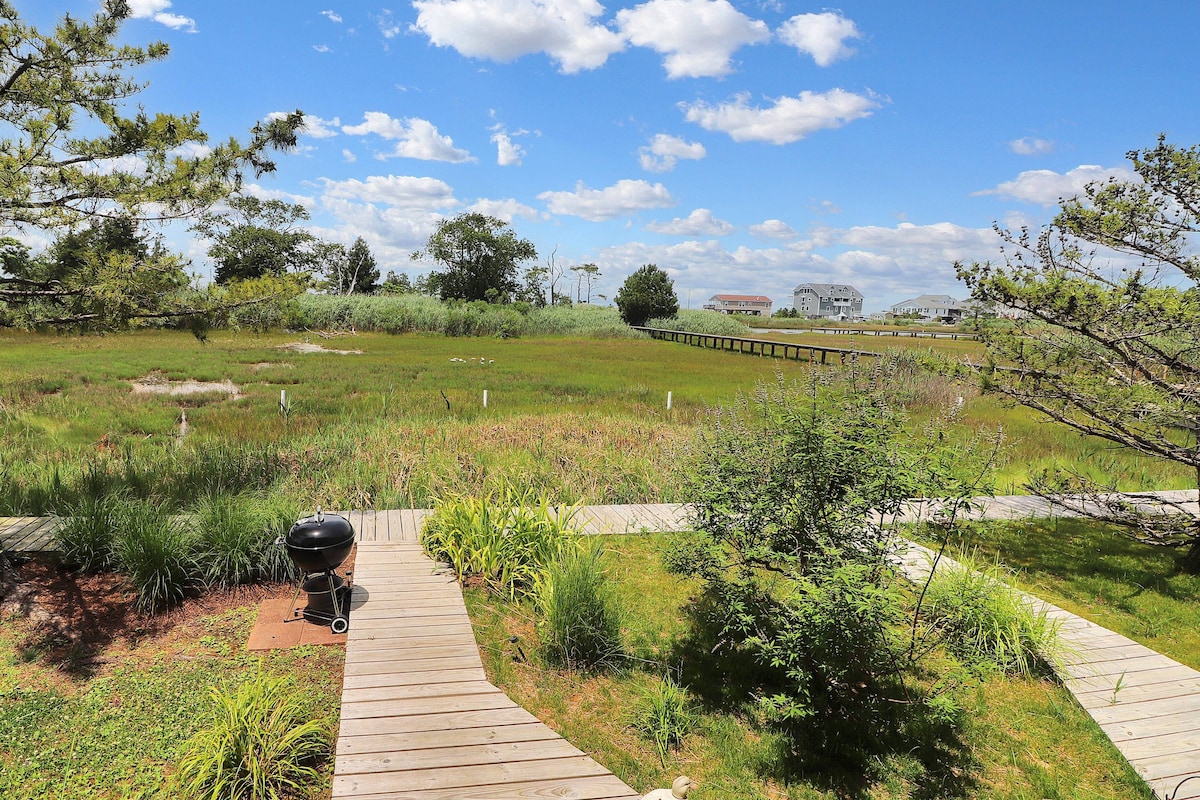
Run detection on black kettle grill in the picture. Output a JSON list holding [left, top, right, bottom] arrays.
[[282, 507, 354, 633]]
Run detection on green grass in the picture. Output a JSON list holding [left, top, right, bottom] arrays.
[[928, 517, 1200, 670], [0, 603, 342, 800], [464, 533, 1154, 800]]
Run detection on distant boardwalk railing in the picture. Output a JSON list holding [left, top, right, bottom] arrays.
[[633, 326, 882, 364], [764, 326, 978, 340]]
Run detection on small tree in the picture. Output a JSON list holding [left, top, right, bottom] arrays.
[[193, 196, 315, 284], [0, 1, 302, 329], [411, 213, 536, 303], [957, 136, 1200, 571], [571, 263, 601, 303], [317, 237, 379, 295], [615, 264, 678, 326]]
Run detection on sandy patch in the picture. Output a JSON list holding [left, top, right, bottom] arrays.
[[131, 374, 241, 397], [278, 342, 363, 355], [249, 361, 294, 371]]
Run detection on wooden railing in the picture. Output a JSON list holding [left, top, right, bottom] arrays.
[[632, 326, 882, 364]]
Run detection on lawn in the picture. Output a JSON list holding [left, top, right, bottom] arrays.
[[464, 533, 1154, 800]]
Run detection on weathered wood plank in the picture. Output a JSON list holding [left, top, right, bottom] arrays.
[[338, 707, 540, 738], [333, 754, 615, 795], [337, 722, 560, 757], [331, 773, 641, 800], [336, 737, 586, 776], [341, 680, 499, 705], [342, 667, 487, 691]]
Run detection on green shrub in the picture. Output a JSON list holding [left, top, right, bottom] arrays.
[[421, 484, 580, 599], [632, 674, 695, 765], [646, 308, 747, 336], [922, 554, 1064, 676], [174, 673, 330, 800], [54, 492, 125, 572], [189, 493, 298, 588], [111, 499, 193, 613], [536, 544, 624, 670]]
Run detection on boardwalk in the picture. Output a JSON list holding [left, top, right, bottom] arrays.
[[335, 537, 640, 800]]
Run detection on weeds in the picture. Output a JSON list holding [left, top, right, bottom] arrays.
[[632, 674, 695, 765]]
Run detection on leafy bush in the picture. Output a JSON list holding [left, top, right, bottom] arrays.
[[646, 308, 747, 336], [922, 554, 1063, 676], [174, 674, 329, 800], [111, 499, 193, 613], [421, 484, 581, 599], [536, 544, 624, 670], [632, 674, 695, 765]]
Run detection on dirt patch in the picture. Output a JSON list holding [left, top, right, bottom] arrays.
[[278, 342, 363, 355], [131, 371, 240, 397], [0, 553, 288, 679], [249, 361, 294, 371]]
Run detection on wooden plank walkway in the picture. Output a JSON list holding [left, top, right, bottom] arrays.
[[335, 540, 640, 800], [0, 515, 57, 552]]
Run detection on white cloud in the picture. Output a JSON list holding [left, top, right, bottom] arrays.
[[342, 149, 357, 163], [616, 0, 769, 78], [646, 208, 733, 235], [411, 0, 625, 73], [1009, 136, 1055, 156], [683, 89, 879, 144], [320, 174, 458, 209], [241, 183, 317, 208], [170, 142, 212, 160], [267, 112, 342, 139], [777, 12, 861, 67], [750, 219, 797, 239], [127, 0, 197, 31], [974, 164, 1138, 206], [313, 44, 332, 53], [639, 133, 706, 173], [466, 197, 543, 222], [320, 10, 343, 23], [539, 179, 674, 221], [342, 113, 473, 162], [377, 10, 403, 38], [491, 128, 526, 166]]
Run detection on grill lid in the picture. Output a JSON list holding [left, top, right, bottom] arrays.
[[286, 507, 355, 550]]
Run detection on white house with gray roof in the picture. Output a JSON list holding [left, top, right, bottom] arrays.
[[792, 283, 864, 319], [889, 294, 966, 322]]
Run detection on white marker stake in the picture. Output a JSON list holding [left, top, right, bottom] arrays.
[[483, 390, 489, 408], [667, 391, 672, 410], [280, 389, 287, 410]]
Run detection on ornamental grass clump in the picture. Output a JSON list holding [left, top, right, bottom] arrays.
[[922, 555, 1064, 676], [190, 493, 300, 588], [111, 498, 193, 613], [54, 492, 125, 572], [174, 673, 330, 800], [421, 484, 581, 600], [536, 544, 624, 670]]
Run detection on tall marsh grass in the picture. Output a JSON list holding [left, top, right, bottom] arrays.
[[111, 499, 193, 613]]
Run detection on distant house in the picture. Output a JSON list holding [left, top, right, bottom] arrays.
[[704, 294, 773, 316], [889, 294, 965, 323], [793, 283, 864, 320]]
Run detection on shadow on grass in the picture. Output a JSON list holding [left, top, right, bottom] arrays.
[[667, 591, 979, 800]]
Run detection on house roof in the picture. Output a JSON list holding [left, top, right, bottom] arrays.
[[793, 282, 863, 298], [709, 294, 772, 302], [890, 294, 963, 310]]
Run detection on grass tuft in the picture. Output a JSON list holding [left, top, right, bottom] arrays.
[[536, 543, 625, 670]]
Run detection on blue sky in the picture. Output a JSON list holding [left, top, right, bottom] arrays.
[[17, 1, 1200, 313]]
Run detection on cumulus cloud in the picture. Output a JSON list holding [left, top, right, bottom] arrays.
[[639, 133, 706, 173], [320, 10, 343, 23], [777, 11, 861, 67], [411, 0, 625, 73], [750, 219, 797, 239], [467, 197, 543, 222], [539, 179, 674, 221], [342, 149, 357, 163], [267, 112, 341, 139], [616, 0, 769, 78], [127, 0, 196, 31], [1009, 136, 1055, 156], [974, 164, 1138, 206], [491, 128, 526, 166], [241, 183, 317, 208], [320, 174, 458, 209], [342, 112, 473, 162], [682, 89, 879, 144], [646, 208, 733, 235]]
